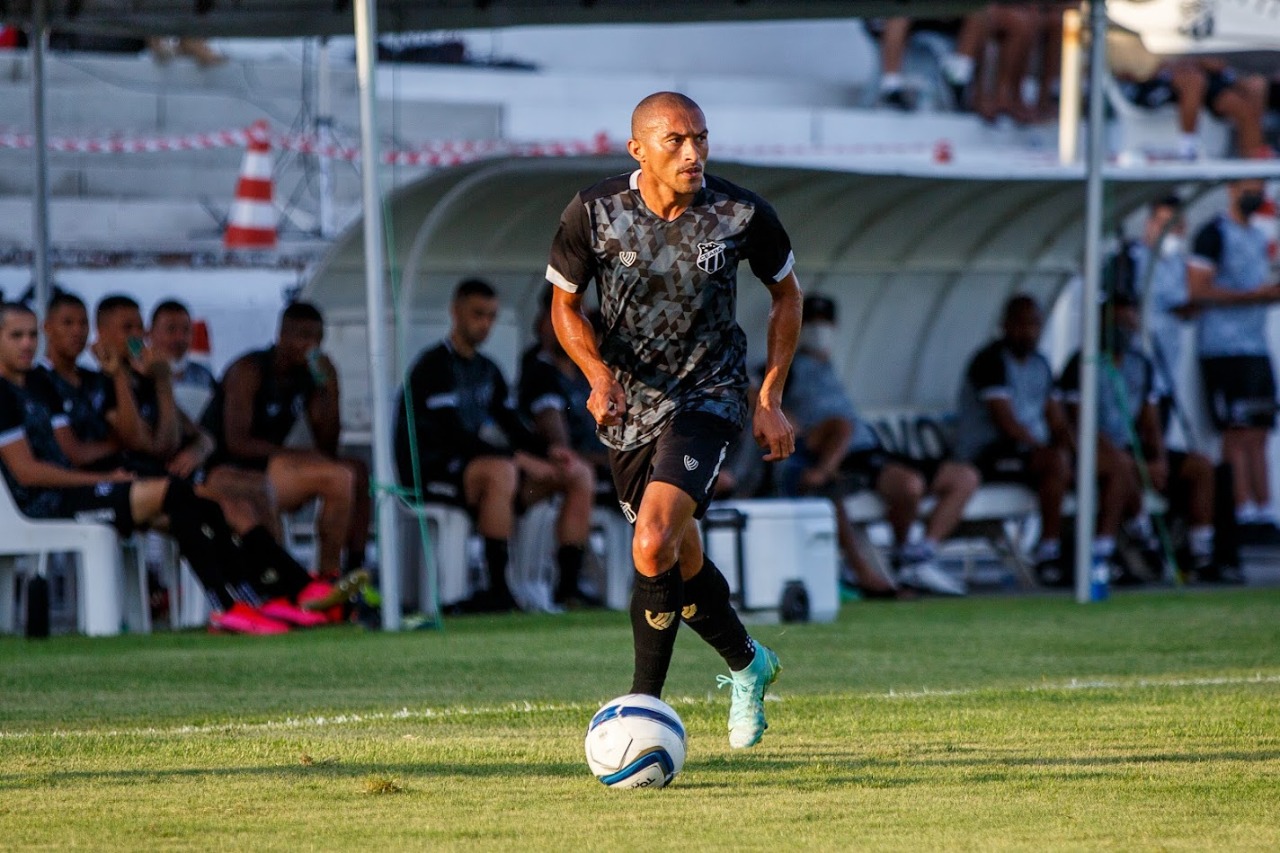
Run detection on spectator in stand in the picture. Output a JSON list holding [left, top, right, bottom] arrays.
[[147, 37, 226, 67], [396, 278, 592, 612], [778, 294, 977, 596], [0, 301, 348, 634], [1188, 179, 1280, 535], [148, 299, 217, 423], [204, 302, 371, 579], [516, 287, 602, 607], [869, 15, 984, 111], [1110, 33, 1271, 160], [953, 294, 1073, 583], [974, 4, 1041, 124]]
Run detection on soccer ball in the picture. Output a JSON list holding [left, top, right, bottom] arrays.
[[584, 694, 687, 789]]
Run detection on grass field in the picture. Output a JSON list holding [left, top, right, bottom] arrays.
[[3, 589, 1279, 850]]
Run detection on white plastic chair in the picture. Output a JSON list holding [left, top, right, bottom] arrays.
[[0, 479, 148, 636], [397, 501, 472, 613]]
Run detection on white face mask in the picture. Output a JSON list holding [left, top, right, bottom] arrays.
[[1159, 234, 1184, 258], [800, 323, 836, 355], [170, 355, 190, 373]]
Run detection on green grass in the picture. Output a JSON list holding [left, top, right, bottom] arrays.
[[3, 589, 1279, 850]]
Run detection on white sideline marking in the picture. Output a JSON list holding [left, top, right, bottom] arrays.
[[2, 673, 1277, 741]]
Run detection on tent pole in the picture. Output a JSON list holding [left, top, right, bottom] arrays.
[[353, 0, 402, 630], [30, 0, 51, 320], [1074, 0, 1108, 603]]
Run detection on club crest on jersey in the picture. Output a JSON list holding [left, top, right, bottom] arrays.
[[696, 241, 726, 274], [619, 251, 637, 267]]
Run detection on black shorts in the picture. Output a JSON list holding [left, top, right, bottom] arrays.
[[970, 441, 1035, 485], [840, 448, 941, 490], [53, 482, 135, 536], [609, 411, 737, 525], [1125, 69, 1240, 115], [1201, 355, 1277, 430], [416, 455, 469, 508]]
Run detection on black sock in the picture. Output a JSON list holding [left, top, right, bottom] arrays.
[[160, 478, 239, 611], [629, 566, 683, 697], [555, 543, 586, 601], [682, 557, 756, 671], [483, 538, 512, 602], [240, 526, 313, 601]]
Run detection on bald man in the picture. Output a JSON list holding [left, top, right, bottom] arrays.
[[546, 91, 803, 749]]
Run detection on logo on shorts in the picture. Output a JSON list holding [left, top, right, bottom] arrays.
[[619, 251, 637, 267], [618, 501, 637, 524], [696, 241, 726, 274], [683, 455, 699, 471], [94, 482, 113, 497], [645, 610, 676, 630]]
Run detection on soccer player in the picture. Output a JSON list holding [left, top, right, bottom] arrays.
[[546, 91, 802, 748], [148, 299, 218, 423]]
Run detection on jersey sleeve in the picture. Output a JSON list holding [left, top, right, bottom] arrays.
[[0, 382, 25, 448], [518, 353, 567, 420], [1190, 219, 1224, 270], [743, 197, 796, 285], [546, 194, 596, 294], [967, 345, 1010, 401]]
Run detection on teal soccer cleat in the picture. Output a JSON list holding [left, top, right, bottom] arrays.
[[716, 644, 781, 749]]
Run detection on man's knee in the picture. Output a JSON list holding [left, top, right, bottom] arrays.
[[879, 464, 925, 502], [939, 461, 980, 497], [633, 519, 680, 571]]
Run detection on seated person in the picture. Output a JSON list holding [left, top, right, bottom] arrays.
[[148, 299, 217, 423], [0, 301, 344, 634], [396, 278, 590, 612], [778, 294, 977, 596], [953, 294, 1072, 582], [1059, 295, 1219, 584], [517, 287, 602, 607], [204, 302, 371, 580], [868, 14, 983, 111]]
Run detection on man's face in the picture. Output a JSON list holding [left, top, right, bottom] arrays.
[[628, 103, 708, 198], [97, 306, 146, 356], [43, 303, 89, 362], [452, 295, 499, 349], [1003, 303, 1043, 357], [277, 318, 324, 369], [0, 310, 38, 373], [1230, 179, 1266, 213], [1143, 204, 1184, 246], [149, 309, 192, 362]]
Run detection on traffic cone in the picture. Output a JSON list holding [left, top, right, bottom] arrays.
[[224, 120, 277, 250]]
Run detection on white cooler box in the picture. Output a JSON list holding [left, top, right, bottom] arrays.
[[701, 498, 839, 623]]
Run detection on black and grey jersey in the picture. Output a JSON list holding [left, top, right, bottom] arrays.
[[546, 169, 795, 451], [0, 375, 72, 517]]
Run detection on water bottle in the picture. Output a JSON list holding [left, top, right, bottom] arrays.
[[1089, 555, 1110, 602]]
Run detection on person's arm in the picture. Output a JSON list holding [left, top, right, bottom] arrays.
[[0, 436, 130, 488], [969, 346, 1043, 447], [1186, 220, 1280, 306], [166, 412, 215, 478], [52, 423, 118, 469], [552, 288, 625, 427], [221, 358, 282, 462], [306, 352, 341, 457], [1045, 396, 1075, 453], [141, 351, 183, 459], [754, 271, 802, 461], [94, 342, 149, 453], [408, 351, 493, 464]]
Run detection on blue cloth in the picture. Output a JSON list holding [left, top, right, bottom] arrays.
[[1192, 216, 1272, 358]]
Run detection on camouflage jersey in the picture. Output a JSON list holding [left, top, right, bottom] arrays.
[[545, 169, 795, 451]]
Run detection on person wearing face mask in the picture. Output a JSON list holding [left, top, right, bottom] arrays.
[[779, 294, 976, 597], [148, 299, 217, 424], [953, 294, 1073, 584], [1188, 179, 1280, 536]]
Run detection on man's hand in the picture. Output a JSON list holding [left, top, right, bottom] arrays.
[[134, 344, 170, 380], [587, 375, 626, 427], [166, 446, 205, 479], [753, 402, 795, 462], [91, 341, 121, 378]]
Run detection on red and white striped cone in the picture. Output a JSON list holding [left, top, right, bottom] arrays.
[[224, 120, 277, 250]]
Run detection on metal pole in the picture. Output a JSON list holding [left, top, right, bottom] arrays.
[[353, 0, 402, 630], [30, 0, 51, 320], [1074, 0, 1108, 603], [316, 37, 335, 239]]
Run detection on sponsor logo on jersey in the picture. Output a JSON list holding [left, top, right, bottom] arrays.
[[645, 609, 676, 630], [618, 501, 637, 523], [696, 241, 726, 274], [683, 454, 699, 471], [619, 251, 637, 267]]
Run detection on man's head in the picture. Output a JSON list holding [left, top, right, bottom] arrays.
[[1229, 178, 1267, 220], [1143, 195, 1186, 251], [277, 301, 325, 370], [94, 294, 145, 357], [1102, 292, 1141, 355], [1001, 294, 1043, 358], [149, 299, 193, 363], [0, 302, 38, 374], [799, 294, 837, 356], [43, 291, 89, 364], [450, 278, 499, 351], [627, 91, 708, 199]]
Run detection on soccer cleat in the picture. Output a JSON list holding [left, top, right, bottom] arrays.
[[260, 598, 331, 627], [209, 602, 290, 635], [716, 643, 781, 749], [299, 569, 370, 613], [897, 559, 967, 596]]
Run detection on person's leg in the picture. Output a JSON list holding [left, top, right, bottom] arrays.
[[1095, 442, 1138, 542], [630, 481, 694, 696], [462, 455, 519, 608], [832, 497, 900, 594], [1220, 429, 1253, 512], [342, 456, 371, 569], [518, 452, 597, 604], [677, 522, 757, 668], [878, 17, 913, 108], [1211, 73, 1268, 156], [1242, 427, 1271, 508], [1029, 445, 1069, 546], [986, 4, 1037, 122], [1035, 5, 1062, 117], [203, 466, 281, 538], [922, 461, 980, 544], [267, 450, 355, 577], [875, 461, 926, 548], [1168, 61, 1207, 137]]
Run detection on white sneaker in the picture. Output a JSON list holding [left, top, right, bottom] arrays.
[[897, 560, 967, 596]]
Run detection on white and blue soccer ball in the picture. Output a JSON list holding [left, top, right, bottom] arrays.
[[584, 694, 687, 789]]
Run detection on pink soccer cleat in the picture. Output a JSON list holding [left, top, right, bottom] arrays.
[[209, 602, 290, 635], [260, 598, 331, 628]]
